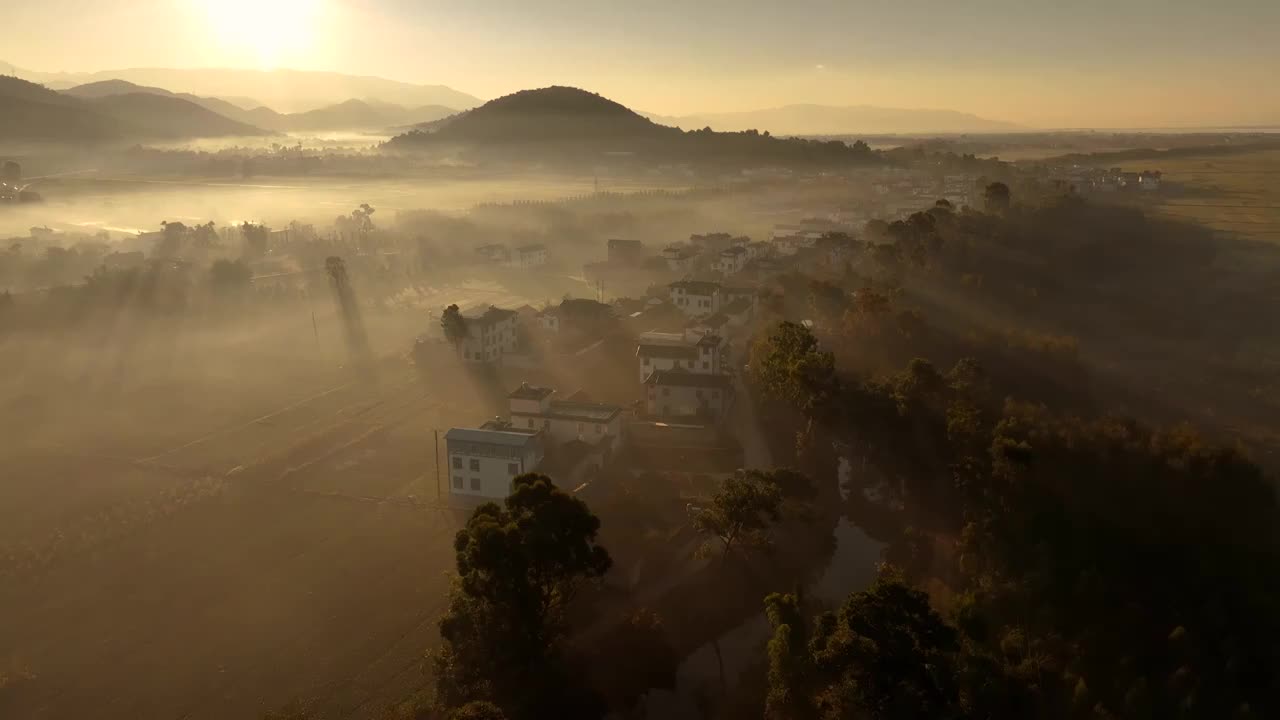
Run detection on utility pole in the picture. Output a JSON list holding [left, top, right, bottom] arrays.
[[433, 429, 441, 502]]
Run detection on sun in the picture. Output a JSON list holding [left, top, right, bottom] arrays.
[[192, 0, 329, 70]]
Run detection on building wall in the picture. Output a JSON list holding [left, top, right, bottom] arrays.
[[646, 383, 727, 418], [460, 317, 518, 363], [447, 445, 543, 499], [638, 347, 718, 383], [513, 413, 623, 452], [670, 287, 719, 317], [510, 396, 551, 415]]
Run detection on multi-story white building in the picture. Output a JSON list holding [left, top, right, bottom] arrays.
[[669, 279, 721, 317], [507, 383, 625, 453], [510, 244, 548, 268], [662, 245, 698, 272], [445, 426, 545, 500], [713, 246, 748, 275], [636, 330, 723, 383], [459, 306, 519, 363], [643, 369, 733, 421]]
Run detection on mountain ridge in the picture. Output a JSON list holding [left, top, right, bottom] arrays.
[[0, 75, 270, 142], [6, 62, 482, 114]]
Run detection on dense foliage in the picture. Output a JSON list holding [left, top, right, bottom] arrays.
[[747, 188, 1280, 718]]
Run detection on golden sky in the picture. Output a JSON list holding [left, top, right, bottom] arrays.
[[4, 0, 1278, 128]]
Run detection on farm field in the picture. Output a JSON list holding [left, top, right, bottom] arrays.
[[1103, 148, 1280, 243]]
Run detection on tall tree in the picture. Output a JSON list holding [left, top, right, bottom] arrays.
[[694, 469, 785, 560], [433, 474, 611, 720], [750, 321, 839, 418], [440, 303, 469, 354], [983, 181, 1011, 214]]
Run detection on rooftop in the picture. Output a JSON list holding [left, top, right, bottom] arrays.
[[637, 343, 699, 360], [462, 305, 519, 325], [608, 238, 643, 248], [528, 400, 623, 423], [445, 427, 542, 447], [516, 243, 546, 252], [509, 382, 555, 401], [720, 246, 747, 256], [670, 279, 721, 295], [643, 370, 733, 389]]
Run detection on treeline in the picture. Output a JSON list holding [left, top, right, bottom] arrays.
[[736, 187, 1280, 717]]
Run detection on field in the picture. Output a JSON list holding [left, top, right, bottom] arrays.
[[1078, 147, 1280, 243], [0, 271, 593, 718]]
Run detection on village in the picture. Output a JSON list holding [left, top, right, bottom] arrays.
[[427, 222, 860, 505]]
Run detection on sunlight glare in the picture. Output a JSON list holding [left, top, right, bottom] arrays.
[[191, 0, 328, 70]]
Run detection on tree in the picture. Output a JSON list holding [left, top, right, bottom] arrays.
[[983, 181, 1011, 214], [449, 701, 507, 720], [441, 303, 468, 353], [241, 221, 270, 256], [433, 474, 611, 719], [765, 592, 818, 720], [694, 470, 784, 560], [208, 258, 252, 295], [750, 321, 839, 417], [587, 609, 678, 710], [765, 572, 964, 720]]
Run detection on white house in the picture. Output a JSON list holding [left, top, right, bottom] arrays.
[[536, 306, 560, 333], [459, 306, 519, 363], [713, 246, 748, 275], [475, 244, 509, 263], [636, 331, 723, 383], [510, 244, 548, 268], [643, 369, 733, 421], [669, 279, 721, 317], [445, 426, 545, 500], [507, 383, 625, 453], [607, 238, 645, 264], [662, 245, 698, 272]]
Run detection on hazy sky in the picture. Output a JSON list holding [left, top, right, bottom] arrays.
[[4, 0, 1279, 128]]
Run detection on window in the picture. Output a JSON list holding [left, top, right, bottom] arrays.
[[695, 390, 703, 399], [702, 361, 710, 369], [470, 478, 481, 491], [508, 463, 519, 475], [528, 418, 535, 428], [544, 419, 550, 429], [469, 458, 480, 471], [452, 476, 463, 489], [595, 424, 604, 434], [577, 422, 584, 433], [452, 457, 462, 469]]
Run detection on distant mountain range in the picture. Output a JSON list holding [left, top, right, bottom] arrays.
[[0, 75, 267, 142], [4, 63, 482, 114], [64, 80, 457, 133], [646, 104, 1021, 135]]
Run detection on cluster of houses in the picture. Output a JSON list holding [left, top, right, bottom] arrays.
[[474, 242, 549, 268], [442, 237, 791, 500], [1049, 166, 1163, 194]]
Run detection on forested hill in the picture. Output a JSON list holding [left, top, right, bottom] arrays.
[[386, 86, 878, 167], [0, 76, 270, 142]]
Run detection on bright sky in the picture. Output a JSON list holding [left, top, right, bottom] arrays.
[[3, 0, 1279, 128]]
